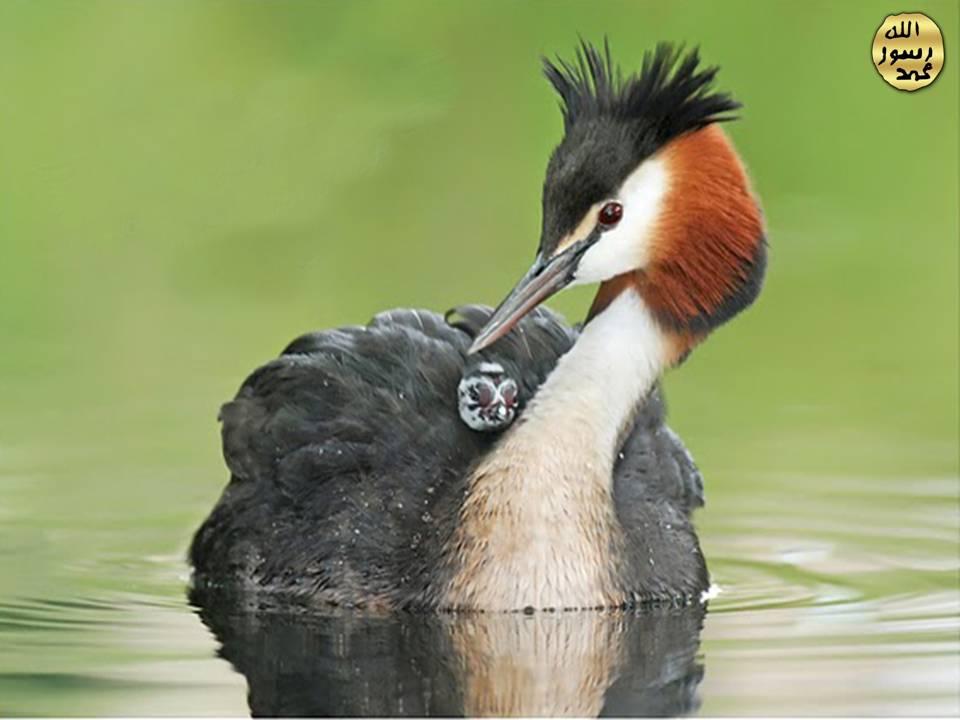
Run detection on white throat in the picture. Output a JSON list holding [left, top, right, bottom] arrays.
[[445, 291, 666, 610], [522, 290, 665, 450]]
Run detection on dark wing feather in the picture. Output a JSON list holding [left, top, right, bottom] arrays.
[[190, 305, 706, 606], [190, 307, 578, 606], [613, 388, 708, 598], [615, 388, 704, 512]]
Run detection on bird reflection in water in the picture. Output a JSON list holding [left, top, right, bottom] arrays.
[[191, 591, 705, 717]]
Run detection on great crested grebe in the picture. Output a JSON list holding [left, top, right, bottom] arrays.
[[190, 42, 766, 611]]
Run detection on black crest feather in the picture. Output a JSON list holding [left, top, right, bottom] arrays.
[[542, 40, 740, 142]]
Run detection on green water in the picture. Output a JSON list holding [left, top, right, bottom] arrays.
[[0, 0, 957, 715]]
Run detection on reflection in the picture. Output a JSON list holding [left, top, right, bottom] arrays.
[[191, 590, 705, 717]]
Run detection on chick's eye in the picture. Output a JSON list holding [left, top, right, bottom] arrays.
[[475, 382, 494, 407], [598, 201, 623, 228]]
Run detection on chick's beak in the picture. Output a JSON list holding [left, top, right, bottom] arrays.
[[468, 240, 589, 354]]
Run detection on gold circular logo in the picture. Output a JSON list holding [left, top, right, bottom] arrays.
[[872, 13, 945, 91]]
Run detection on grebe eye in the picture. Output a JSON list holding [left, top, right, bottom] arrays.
[[598, 201, 623, 228]]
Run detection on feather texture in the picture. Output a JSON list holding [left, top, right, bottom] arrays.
[[189, 306, 706, 609], [543, 40, 740, 138]]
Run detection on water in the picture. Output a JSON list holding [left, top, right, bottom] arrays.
[[0, 0, 958, 715], [1, 457, 956, 715]]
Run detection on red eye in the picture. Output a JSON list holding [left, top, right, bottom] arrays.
[[598, 201, 623, 228]]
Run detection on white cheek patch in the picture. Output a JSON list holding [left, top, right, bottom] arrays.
[[572, 156, 670, 285]]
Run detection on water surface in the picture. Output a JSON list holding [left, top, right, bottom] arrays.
[[1, 455, 956, 715]]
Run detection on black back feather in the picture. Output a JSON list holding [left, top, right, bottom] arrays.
[[190, 306, 707, 608]]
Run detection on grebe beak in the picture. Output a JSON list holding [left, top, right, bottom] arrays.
[[468, 236, 595, 354]]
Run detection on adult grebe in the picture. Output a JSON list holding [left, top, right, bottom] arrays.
[[190, 42, 766, 611]]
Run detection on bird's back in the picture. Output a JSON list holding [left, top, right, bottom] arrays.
[[189, 306, 705, 608]]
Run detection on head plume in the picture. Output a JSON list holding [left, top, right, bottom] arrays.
[[543, 40, 740, 142]]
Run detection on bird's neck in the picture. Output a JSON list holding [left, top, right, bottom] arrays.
[[524, 288, 667, 451], [444, 290, 667, 610]]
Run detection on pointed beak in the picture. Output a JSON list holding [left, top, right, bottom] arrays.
[[468, 242, 587, 354]]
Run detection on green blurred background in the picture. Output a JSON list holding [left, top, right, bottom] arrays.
[[0, 0, 957, 714]]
